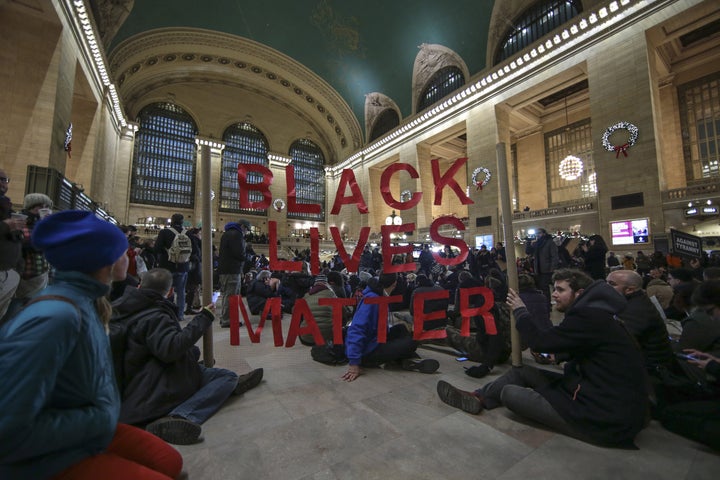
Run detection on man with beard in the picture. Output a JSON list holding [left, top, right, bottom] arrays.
[[437, 269, 648, 448]]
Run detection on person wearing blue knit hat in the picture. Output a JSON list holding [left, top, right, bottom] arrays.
[[0, 210, 183, 479]]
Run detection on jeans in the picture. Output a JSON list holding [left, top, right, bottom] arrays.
[[479, 365, 579, 439], [169, 365, 238, 425], [219, 273, 242, 326], [52, 423, 182, 480], [171, 272, 188, 320]]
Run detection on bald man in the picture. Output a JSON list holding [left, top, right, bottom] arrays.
[[606, 269, 675, 371]]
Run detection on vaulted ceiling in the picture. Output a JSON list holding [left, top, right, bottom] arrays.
[[103, 0, 496, 131]]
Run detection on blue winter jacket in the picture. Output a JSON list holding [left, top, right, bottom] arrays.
[[345, 284, 385, 366], [0, 271, 120, 479]]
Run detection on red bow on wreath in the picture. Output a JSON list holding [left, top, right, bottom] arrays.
[[476, 182, 483, 191], [614, 143, 629, 158]]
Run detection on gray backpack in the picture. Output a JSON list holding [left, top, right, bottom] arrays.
[[167, 228, 192, 264]]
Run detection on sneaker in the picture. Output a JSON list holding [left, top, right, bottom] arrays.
[[234, 368, 264, 395], [146, 417, 202, 445], [436, 380, 483, 414], [401, 358, 440, 374]]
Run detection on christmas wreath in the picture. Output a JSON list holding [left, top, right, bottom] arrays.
[[400, 189, 412, 203], [601, 121, 638, 158], [272, 198, 286, 212], [471, 167, 492, 190]]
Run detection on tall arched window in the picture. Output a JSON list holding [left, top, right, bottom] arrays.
[[220, 122, 269, 215], [494, 0, 582, 65], [288, 139, 325, 222], [130, 103, 198, 207], [369, 109, 400, 142], [417, 66, 465, 112]]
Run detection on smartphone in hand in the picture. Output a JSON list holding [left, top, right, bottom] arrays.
[[676, 352, 697, 361], [211, 291, 221, 304], [456, 357, 468, 362]]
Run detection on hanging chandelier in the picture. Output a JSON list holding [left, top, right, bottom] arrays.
[[557, 95, 583, 181], [559, 155, 583, 180]]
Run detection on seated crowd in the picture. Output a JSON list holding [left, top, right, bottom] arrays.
[[1, 210, 718, 479]]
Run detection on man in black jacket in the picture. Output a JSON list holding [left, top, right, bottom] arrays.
[[606, 269, 676, 371], [217, 220, 249, 327], [110, 268, 263, 445], [524, 228, 558, 312], [437, 269, 648, 448]]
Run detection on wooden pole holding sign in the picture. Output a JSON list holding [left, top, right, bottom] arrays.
[[496, 142, 522, 367], [200, 143, 214, 367]]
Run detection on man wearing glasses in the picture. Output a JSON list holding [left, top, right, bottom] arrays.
[[0, 170, 25, 319]]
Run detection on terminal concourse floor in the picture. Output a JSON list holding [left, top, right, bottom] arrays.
[[176, 310, 720, 480]]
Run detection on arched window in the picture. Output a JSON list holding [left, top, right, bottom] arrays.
[[288, 139, 325, 222], [417, 66, 465, 112], [220, 122, 269, 215], [369, 109, 400, 142], [494, 0, 582, 65], [130, 103, 198, 208]]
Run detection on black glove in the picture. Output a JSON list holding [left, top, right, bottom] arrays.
[[465, 364, 491, 378]]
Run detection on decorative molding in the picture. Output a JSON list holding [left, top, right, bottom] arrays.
[[109, 28, 363, 151]]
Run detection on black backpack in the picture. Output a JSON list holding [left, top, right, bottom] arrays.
[[310, 343, 348, 366]]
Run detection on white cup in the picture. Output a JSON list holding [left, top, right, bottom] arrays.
[[38, 208, 52, 219]]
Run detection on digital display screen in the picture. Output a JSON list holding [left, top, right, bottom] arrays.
[[610, 218, 650, 246], [475, 234, 494, 249]]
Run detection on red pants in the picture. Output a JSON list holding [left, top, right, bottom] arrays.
[[53, 423, 183, 479]]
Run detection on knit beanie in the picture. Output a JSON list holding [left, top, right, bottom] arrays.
[[314, 274, 328, 285], [32, 210, 128, 272], [23, 193, 53, 210]]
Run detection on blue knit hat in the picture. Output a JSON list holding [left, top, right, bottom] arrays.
[[32, 210, 128, 272]]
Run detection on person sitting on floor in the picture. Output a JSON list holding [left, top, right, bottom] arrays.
[[0, 210, 183, 479], [342, 273, 439, 381], [445, 271, 512, 378], [110, 268, 264, 445], [410, 273, 449, 331], [437, 268, 648, 449], [300, 273, 336, 346], [246, 269, 280, 315], [655, 281, 720, 451], [517, 273, 553, 363], [607, 269, 676, 371]]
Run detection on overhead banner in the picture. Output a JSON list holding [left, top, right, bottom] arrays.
[[669, 228, 702, 260]]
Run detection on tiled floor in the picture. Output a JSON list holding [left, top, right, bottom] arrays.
[[175, 311, 720, 480]]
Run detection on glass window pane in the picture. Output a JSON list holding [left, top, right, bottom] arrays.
[[494, 1, 582, 65], [288, 139, 325, 222], [679, 72, 720, 182], [130, 103, 197, 208], [220, 122, 269, 215], [418, 66, 465, 112]]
